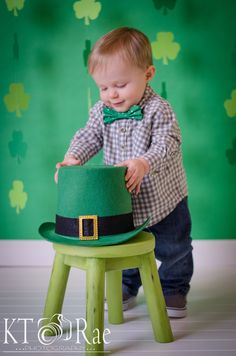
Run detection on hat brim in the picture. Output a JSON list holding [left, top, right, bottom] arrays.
[[39, 218, 150, 246]]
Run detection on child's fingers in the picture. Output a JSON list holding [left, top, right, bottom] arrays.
[[115, 161, 132, 181], [56, 162, 65, 169], [127, 177, 139, 193], [125, 163, 138, 181], [126, 171, 137, 188], [56, 159, 80, 170]]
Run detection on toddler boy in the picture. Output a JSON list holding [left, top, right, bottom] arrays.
[[56, 27, 193, 318]]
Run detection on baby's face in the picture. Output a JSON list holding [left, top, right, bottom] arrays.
[[92, 55, 154, 112]]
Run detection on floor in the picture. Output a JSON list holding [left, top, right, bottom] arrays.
[[0, 262, 236, 356]]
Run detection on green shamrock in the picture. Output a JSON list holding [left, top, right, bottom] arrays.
[[152, 0, 176, 15], [224, 89, 236, 118], [152, 32, 181, 65], [5, 0, 25, 16], [9, 130, 27, 163], [9, 180, 28, 214], [3, 83, 30, 118], [73, 0, 102, 25]]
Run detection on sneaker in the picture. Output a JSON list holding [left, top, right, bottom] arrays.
[[104, 292, 137, 311], [122, 293, 137, 311], [165, 294, 187, 318]]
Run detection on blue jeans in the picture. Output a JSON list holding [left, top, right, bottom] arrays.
[[122, 197, 193, 297]]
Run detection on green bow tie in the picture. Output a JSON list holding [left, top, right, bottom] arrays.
[[103, 105, 143, 125]]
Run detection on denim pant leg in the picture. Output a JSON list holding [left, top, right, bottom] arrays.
[[150, 198, 193, 296], [122, 197, 194, 297]]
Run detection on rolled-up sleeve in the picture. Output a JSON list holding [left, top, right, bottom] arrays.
[[141, 104, 182, 174], [66, 102, 104, 164]]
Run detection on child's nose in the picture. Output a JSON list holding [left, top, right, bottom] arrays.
[[109, 88, 118, 98]]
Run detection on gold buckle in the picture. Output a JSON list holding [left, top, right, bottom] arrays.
[[79, 215, 98, 240]]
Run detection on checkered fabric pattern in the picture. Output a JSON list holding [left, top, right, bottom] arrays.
[[66, 85, 188, 227]]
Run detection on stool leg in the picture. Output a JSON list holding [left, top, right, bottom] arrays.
[[86, 258, 105, 355], [106, 270, 124, 324], [139, 251, 173, 343], [42, 253, 70, 334]]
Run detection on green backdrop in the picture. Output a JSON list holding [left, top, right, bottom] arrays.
[[1, 0, 236, 240]]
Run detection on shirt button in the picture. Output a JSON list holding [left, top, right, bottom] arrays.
[[120, 127, 126, 133], [121, 144, 125, 150]]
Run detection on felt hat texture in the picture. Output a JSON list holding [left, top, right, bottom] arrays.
[[39, 165, 149, 246]]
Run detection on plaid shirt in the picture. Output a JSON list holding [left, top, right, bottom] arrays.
[[67, 85, 188, 227]]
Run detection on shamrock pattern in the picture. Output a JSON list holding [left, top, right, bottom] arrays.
[[152, 0, 176, 15], [8, 130, 27, 163], [151, 32, 180, 65], [1, 0, 236, 241], [73, 0, 102, 25], [9, 180, 28, 214], [4, 83, 30, 118], [5, 0, 25, 16], [224, 90, 236, 118]]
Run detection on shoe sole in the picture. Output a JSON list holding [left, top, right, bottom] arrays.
[[105, 299, 187, 317], [166, 306, 187, 318]]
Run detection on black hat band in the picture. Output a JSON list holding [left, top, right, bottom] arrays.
[[55, 213, 135, 240]]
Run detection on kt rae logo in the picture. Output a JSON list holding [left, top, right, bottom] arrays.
[[2, 314, 111, 347]]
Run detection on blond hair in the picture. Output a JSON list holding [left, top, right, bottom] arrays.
[[88, 27, 153, 75]]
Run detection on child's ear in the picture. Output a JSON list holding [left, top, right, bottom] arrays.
[[145, 65, 155, 81]]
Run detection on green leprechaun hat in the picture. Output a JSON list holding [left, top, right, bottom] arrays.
[[39, 165, 149, 246]]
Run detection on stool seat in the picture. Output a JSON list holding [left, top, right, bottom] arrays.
[[53, 232, 155, 258], [42, 231, 173, 355]]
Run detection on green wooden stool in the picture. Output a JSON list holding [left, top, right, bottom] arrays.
[[42, 231, 173, 354]]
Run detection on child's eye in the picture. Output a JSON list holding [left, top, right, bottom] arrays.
[[116, 83, 126, 88], [100, 87, 107, 91]]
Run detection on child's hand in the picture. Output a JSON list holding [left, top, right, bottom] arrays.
[[54, 155, 81, 183], [115, 158, 150, 195]]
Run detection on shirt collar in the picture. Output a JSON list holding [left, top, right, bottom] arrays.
[[138, 84, 155, 110]]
